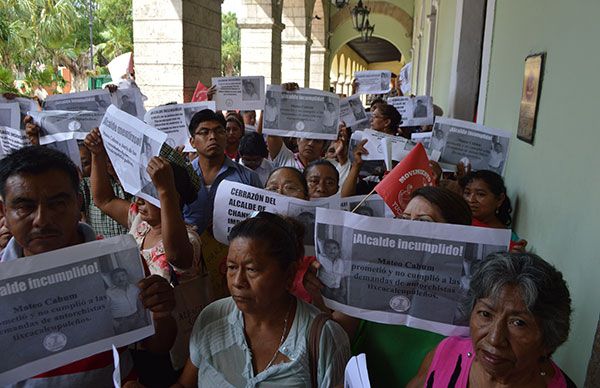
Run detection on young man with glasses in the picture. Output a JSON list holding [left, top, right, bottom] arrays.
[[184, 110, 261, 234]]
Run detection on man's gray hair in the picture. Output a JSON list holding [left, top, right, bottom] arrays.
[[465, 252, 571, 354]]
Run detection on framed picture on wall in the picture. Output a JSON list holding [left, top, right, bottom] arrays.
[[517, 52, 545, 144]]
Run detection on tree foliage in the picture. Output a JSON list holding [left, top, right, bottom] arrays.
[[221, 12, 240, 76], [0, 0, 133, 93]]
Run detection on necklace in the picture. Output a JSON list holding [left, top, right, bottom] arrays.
[[263, 302, 293, 371]]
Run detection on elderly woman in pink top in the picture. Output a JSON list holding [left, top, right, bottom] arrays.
[[408, 252, 575, 388]]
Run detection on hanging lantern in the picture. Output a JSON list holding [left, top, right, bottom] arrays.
[[361, 19, 375, 42], [351, 0, 369, 31]]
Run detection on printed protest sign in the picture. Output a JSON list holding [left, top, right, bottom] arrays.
[[100, 105, 167, 207], [144, 101, 216, 152], [0, 235, 153, 385], [315, 208, 511, 336], [339, 95, 368, 127], [45, 90, 114, 112], [388, 96, 434, 127], [262, 85, 340, 140], [29, 110, 105, 145], [429, 117, 511, 175], [354, 71, 392, 94], [350, 130, 414, 172], [212, 76, 265, 111], [212, 181, 395, 254], [0, 103, 20, 129], [0, 96, 38, 129], [45, 89, 146, 120], [0, 126, 29, 158], [375, 143, 434, 216]]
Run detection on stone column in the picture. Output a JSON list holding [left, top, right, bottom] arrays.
[[238, 0, 284, 85], [309, 0, 330, 91], [133, 0, 221, 108], [280, 0, 316, 87]]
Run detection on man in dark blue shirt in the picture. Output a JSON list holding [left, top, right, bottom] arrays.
[[183, 110, 261, 233]]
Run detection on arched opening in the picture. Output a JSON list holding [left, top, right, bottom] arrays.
[[329, 36, 402, 91]]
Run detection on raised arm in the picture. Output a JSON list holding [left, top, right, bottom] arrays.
[[340, 139, 368, 198], [147, 157, 194, 270], [85, 128, 130, 227]]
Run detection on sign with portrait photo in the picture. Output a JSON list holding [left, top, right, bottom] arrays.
[[211, 76, 265, 111], [0, 235, 153, 386]]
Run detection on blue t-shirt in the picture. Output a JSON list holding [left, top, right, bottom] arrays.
[[183, 157, 262, 233]]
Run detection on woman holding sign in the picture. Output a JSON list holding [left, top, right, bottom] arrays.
[[85, 128, 201, 281], [407, 252, 574, 387], [174, 213, 350, 387], [304, 186, 473, 387]]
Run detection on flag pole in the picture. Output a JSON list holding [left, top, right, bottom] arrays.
[[351, 186, 377, 213]]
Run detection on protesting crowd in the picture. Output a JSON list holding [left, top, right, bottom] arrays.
[[0, 71, 576, 388]]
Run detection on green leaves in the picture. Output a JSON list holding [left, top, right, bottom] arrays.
[[221, 12, 240, 76]]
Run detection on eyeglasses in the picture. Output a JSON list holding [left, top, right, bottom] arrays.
[[194, 126, 226, 137], [265, 183, 306, 197]]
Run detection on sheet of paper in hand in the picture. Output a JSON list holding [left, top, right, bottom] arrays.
[[0, 96, 38, 129], [388, 96, 434, 127], [45, 89, 114, 113], [262, 85, 340, 140], [114, 88, 146, 121], [351, 130, 413, 168], [0, 235, 153, 386], [29, 110, 105, 145], [0, 102, 20, 129], [428, 117, 511, 175], [315, 207, 510, 336], [212, 180, 332, 255], [339, 95, 368, 127], [100, 105, 167, 207], [212, 76, 265, 111], [0, 126, 29, 158], [354, 70, 392, 95], [144, 101, 216, 152]]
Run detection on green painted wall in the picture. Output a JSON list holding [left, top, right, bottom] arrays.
[[481, 1, 600, 385], [430, 0, 456, 113]]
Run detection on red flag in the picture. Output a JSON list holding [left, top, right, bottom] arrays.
[[191, 81, 208, 102], [374, 143, 434, 216]]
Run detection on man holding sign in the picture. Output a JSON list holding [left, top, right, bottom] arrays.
[[0, 146, 176, 386]]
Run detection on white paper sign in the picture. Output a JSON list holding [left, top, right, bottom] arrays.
[[0, 102, 20, 129], [354, 71, 392, 94], [144, 101, 216, 152], [212, 76, 265, 111], [262, 85, 340, 140], [388, 96, 434, 127], [212, 181, 394, 254], [428, 117, 511, 175], [29, 110, 105, 145], [339, 95, 368, 127], [99, 105, 167, 207], [0, 126, 30, 158], [315, 208, 511, 336], [0, 235, 154, 386]]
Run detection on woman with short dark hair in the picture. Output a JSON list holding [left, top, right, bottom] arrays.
[[175, 213, 350, 387], [408, 252, 574, 388]]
